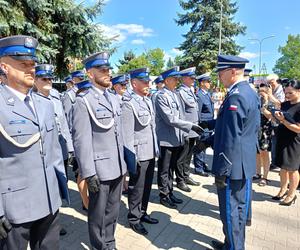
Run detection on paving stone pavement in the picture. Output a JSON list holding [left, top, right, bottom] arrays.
[[59, 151, 300, 250]]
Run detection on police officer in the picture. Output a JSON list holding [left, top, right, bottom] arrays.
[[155, 66, 202, 209], [0, 35, 68, 249], [62, 70, 85, 128], [176, 67, 200, 192], [209, 55, 260, 250], [72, 52, 126, 250], [61, 70, 88, 210], [34, 64, 74, 176], [194, 73, 214, 176], [112, 74, 128, 100], [151, 75, 164, 109], [121, 67, 159, 235], [64, 75, 74, 90]]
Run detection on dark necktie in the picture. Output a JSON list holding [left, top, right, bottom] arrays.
[[24, 96, 35, 117]]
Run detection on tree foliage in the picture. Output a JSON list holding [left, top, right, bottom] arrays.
[[176, 0, 246, 74], [0, 0, 111, 77], [273, 34, 300, 79], [118, 48, 165, 76]]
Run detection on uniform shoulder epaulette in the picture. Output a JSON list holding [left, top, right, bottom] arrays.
[[122, 94, 132, 102], [77, 88, 89, 97], [34, 92, 51, 100]]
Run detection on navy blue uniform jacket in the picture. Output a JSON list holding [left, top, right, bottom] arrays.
[[212, 81, 260, 180]]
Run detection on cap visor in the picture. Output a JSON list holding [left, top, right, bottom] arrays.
[[10, 55, 38, 62]]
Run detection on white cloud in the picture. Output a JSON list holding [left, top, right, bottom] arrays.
[[131, 39, 145, 45], [171, 48, 183, 55], [112, 24, 154, 37], [284, 26, 291, 30], [97, 23, 154, 44], [239, 52, 259, 59]]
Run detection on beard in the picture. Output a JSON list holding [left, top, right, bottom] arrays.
[[94, 76, 111, 88]]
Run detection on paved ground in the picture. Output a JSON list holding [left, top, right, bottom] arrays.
[[60, 151, 300, 250]]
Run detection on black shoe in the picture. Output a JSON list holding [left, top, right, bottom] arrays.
[[211, 240, 224, 250], [185, 177, 200, 186], [130, 222, 148, 235], [141, 214, 159, 224], [177, 182, 191, 192], [194, 169, 209, 177], [271, 191, 288, 200], [160, 197, 177, 209], [60, 228, 67, 236], [246, 220, 252, 226], [169, 193, 183, 204], [253, 174, 262, 180], [279, 195, 297, 206]]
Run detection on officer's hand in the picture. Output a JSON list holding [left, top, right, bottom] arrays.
[[0, 216, 12, 240], [86, 175, 100, 193], [191, 125, 203, 135], [215, 176, 227, 189], [199, 121, 209, 129]]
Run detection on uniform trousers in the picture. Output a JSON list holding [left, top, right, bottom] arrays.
[[157, 146, 183, 197], [175, 138, 196, 184], [217, 178, 251, 250], [0, 211, 59, 250], [88, 175, 123, 250], [128, 158, 155, 225]]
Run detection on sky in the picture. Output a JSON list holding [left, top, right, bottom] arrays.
[[91, 0, 300, 74]]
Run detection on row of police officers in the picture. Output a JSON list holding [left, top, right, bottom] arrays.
[[0, 35, 260, 250]]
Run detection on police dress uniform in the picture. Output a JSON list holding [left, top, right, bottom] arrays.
[[155, 67, 197, 208], [0, 36, 68, 250], [72, 52, 126, 250], [150, 75, 164, 112], [194, 74, 214, 174], [176, 67, 200, 186], [121, 68, 159, 232], [211, 55, 260, 250]]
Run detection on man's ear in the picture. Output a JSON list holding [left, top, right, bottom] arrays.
[[0, 62, 9, 75]]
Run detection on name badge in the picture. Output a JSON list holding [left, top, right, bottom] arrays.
[[9, 120, 26, 125]]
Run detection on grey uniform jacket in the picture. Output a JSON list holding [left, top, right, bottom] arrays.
[[177, 84, 199, 138], [0, 85, 67, 224], [72, 86, 127, 181], [121, 92, 159, 172], [62, 87, 77, 130], [50, 89, 74, 160], [155, 87, 193, 147]]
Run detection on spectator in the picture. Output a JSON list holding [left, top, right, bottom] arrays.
[[257, 84, 274, 186], [264, 80, 300, 206], [211, 86, 223, 117], [266, 74, 285, 169]]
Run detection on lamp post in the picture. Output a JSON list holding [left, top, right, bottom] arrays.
[[217, 0, 223, 87], [218, 0, 223, 55], [248, 35, 275, 75]]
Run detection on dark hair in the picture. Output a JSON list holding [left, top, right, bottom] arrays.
[[285, 79, 300, 90]]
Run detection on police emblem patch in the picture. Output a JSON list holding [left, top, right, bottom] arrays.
[[25, 37, 34, 48]]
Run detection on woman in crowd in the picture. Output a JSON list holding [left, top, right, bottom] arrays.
[[256, 84, 273, 186], [264, 80, 300, 206], [211, 87, 223, 117]]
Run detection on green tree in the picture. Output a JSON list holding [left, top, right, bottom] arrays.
[[166, 57, 175, 68], [116, 50, 136, 68], [176, 0, 246, 74], [118, 48, 165, 75], [118, 54, 150, 74], [146, 48, 165, 75], [273, 34, 300, 79], [0, 0, 111, 77]]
